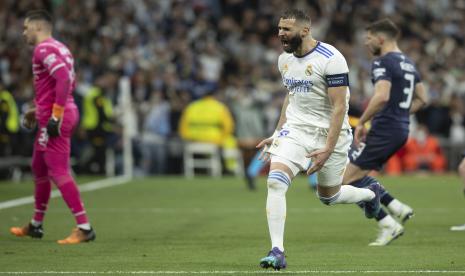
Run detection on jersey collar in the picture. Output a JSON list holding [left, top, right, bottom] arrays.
[[293, 41, 320, 58]]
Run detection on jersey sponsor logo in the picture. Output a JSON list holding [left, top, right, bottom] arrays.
[[400, 62, 415, 72], [43, 53, 57, 68], [283, 77, 313, 93], [373, 68, 386, 78], [305, 64, 313, 76]]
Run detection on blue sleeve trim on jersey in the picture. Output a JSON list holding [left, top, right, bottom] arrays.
[[315, 48, 331, 58], [326, 73, 349, 87], [315, 45, 334, 58], [317, 45, 334, 56]]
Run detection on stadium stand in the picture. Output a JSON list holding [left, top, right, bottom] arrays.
[[0, 0, 464, 177]]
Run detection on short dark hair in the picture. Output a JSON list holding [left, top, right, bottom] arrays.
[[366, 18, 400, 39], [281, 9, 311, 25], [26, 10, 53, 25]]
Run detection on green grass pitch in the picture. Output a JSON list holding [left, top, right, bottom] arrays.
[[1, 174, 465, 275]]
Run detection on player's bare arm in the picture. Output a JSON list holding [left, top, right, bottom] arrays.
[[409, 82, 428, 113], [355, 80, 391, 145], [306, 86, 347, 175], [275, 94, 289, 132], [257, 94, 289, 161]]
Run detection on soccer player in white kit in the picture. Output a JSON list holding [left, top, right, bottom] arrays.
[[258, 9, 381, 270]]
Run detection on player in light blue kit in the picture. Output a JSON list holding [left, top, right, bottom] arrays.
[[257, 9, 381, 270]]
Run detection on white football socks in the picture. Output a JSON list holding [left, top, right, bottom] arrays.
[[266, 179, 289, 252], [378, 214, 398, 228], [387, 199, 403, 215], [331, 185, 375, 204], [30, 219, 42, 227], [77, 223, 91, 231]]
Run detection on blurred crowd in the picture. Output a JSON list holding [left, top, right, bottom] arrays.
[[0, 0, 464, 177]]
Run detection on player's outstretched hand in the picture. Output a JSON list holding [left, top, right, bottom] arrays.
[[22, 108, 37, 129], [46, 117, 61, 137], [256, 137, 274, 162], [306, 147, 331, 175], [354, 124, 368, 146]]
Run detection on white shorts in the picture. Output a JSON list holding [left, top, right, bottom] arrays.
[[267, 125, 352, 187]]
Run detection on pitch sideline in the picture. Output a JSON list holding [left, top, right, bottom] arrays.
[[0, 175, 131, 210]]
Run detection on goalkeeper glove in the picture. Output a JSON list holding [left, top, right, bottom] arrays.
[[47, 104, 64, 137]]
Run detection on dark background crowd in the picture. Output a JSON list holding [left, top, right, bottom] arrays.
[[0, 0, 464, 178]]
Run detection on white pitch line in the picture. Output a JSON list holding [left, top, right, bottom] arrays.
[[0, 175, 131, 210], [1, 271, 465, 274]]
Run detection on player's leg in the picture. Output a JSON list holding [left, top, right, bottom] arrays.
[[343, 163, 409, 245], [44, 150, 95, 244], [245, 151, 265, 190], [260, 157, 295, 271], [46, 107, 95, 244], [347, 129, 414, 223], [307, 161, 318, 190], [368, 208, 404, 246], [266, 159, 295, 252], [344, 163, 414, 223], [10, 149, 50, 239], [315, 131, 380, 217], [316, 173, 379, 217]]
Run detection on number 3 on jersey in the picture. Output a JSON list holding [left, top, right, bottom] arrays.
[[399, 73, 414, 109]]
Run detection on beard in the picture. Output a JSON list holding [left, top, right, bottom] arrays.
[[370, 45, 381, 56], [24, 34, 36, 46], [282, 35, 302, 53]]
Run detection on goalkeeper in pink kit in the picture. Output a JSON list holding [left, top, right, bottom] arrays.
[[10, 10, 95, 244]]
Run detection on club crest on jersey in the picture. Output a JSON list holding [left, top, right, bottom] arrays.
[[43, 53, 57, 68], [305, 64, 313, 76], [282, 64, 288, 74], [272, 139, 279, 148]]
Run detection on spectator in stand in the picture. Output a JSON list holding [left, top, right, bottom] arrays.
[[0, 87, 20, 157], [179, 89, 238, 174], [141, 90, 171, 175], [0, 0, 464, 174], [403, 124, 447, 173]]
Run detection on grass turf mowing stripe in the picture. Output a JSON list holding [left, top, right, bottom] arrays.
[[2, 270, 465, 274]]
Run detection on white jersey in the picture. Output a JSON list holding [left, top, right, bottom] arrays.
[[278, 41, 351, 130]]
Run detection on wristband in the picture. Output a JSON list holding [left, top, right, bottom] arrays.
[[52, 104, 65, 119]]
